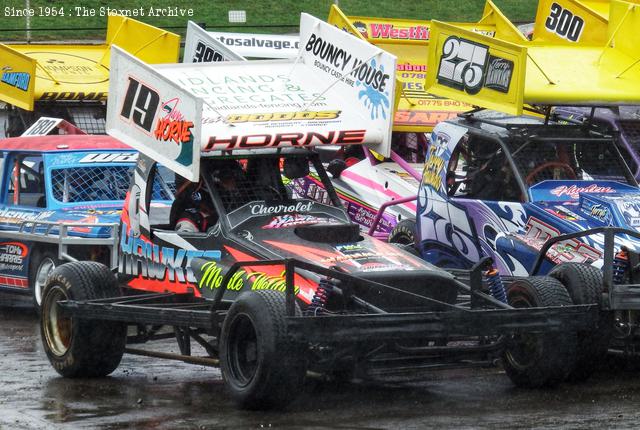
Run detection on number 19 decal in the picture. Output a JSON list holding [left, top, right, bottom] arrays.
[[437, 36, 488, 95], [120, 77, 160, 133], [545, 2, 584, 42]]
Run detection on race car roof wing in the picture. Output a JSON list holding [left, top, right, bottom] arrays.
[[107, 14, 396, 182], [426, 1, 640, 116], [327, 1, 526, 131], [21, 117, 87, 136], [0, 16, 180, 111], [183, 21, 246, 63], [531, 0, 640, 45], [183, 22, 299, 60]]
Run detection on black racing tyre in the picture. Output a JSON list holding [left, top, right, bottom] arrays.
[[549, 263, 611, 381], [501, 276, 576, 388], [40, 261, 127, 378], [29, 247, 61, 311], [220, 290, 306, 410], [388, 219, 416, 246]]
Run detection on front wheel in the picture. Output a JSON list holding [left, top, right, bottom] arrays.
[[388, 219, 416, 246], [549, 263, 611, 381], [30, 248, 60, 311], [220, 290, 306, 410], [40, 261, 127, 377], [501, 276, 576, 388]]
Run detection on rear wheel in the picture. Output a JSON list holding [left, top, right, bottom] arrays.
[[549, 263, 611, 381], [40, 261, 127, 377], [220, 290, 305, 410], [502, 276, 576, 388]]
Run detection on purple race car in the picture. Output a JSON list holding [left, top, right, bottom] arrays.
[[415, 110, 640, 378]]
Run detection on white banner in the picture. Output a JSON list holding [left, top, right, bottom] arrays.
[[298, 13, 396, 156], [106, 47, 202, 182], [203, 30, 300, 59], [184, 21, 246, 63]]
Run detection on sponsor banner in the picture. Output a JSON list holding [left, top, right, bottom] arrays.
[[184, 21, 246, 63], [200, 30, 299, 59], [2, 16, 179, 110], [142, 13, 393, 158], [106, 46, 202, 182], [299, 13, 396, 155], [0, 44, 36, 110], [532, 0, 608, 45], [426, 20, 527, 115]]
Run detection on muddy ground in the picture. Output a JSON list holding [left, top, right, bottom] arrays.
[[1, 297, 639, 429]]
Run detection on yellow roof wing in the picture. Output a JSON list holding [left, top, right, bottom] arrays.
[[426, 21, 527, 115], [328, 1, 526, 131], [0, 45, 37, 111], [426, 2, 640, 115], [531, 0, 640, 45], [0, 16, 180, 110]]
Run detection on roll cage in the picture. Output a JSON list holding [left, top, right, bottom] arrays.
[[450, 113, 639, 203], [154, 149, 346, 235]]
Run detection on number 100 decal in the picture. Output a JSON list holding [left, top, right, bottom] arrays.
[[437, 36, 513, 95]]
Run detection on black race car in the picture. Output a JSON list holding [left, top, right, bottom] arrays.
[[40, 148, 597, 409]]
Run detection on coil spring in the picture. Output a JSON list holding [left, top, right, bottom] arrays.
[[485, 268, 507, 304], [305, 278, 337, 316], [612, 249, 629, 285]]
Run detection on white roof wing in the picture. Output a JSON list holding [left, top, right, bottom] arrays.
[[184, 21, 246, 63], [107, 14, 396, 181]]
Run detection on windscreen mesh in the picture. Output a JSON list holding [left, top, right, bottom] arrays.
[[51, 166, 132, 203], [51, 166, 173, 203]]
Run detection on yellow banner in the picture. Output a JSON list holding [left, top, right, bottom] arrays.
[[0, 16, 179, 110], [426, 21, 527, 115], [0, 45, 36, 111]]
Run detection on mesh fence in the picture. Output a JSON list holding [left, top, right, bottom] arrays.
[[68, 106, 106, 135]]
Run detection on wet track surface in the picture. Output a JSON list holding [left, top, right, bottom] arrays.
[[1, 296, 640, 429]]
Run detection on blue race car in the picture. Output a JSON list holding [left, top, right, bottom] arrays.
[[0, 134, 172, 308]]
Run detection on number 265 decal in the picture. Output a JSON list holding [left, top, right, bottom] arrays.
[[437, 37, 488, 95], [436, 36, 513, 95]]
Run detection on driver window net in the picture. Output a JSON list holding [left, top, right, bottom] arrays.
[[208, 158, 288, 213], [510, 140, 631, 185]]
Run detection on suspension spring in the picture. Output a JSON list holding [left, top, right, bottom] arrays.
[[612, 249, 629, 285], [305, 278, 337, 316], [484, 268, 507, 304]]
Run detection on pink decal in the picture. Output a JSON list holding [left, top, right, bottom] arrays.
[[341, 170, 417, 212], [550, 184, 615, 199]]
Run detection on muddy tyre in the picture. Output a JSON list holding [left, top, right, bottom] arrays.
[[549, 263, 611, 381], [40, 261, 126, 378], [388, 219, 416, 246], [220, 290, 305, 410], [502, 276, 576, 388], [29, 248, 60, 311]]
